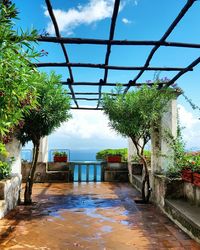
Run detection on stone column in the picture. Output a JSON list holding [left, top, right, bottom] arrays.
[[6, 137, 22, 175], [38, 136, 48, 163], [128, 138, 137, 183], [151, 99, 178, 174], [151, 98, 178, 206]]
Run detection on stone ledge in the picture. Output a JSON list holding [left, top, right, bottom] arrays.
[[0, 174, 21, 219], [165, 199, 200, 243]]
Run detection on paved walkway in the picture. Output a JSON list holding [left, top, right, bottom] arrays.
[[0, 183, 199, 250]]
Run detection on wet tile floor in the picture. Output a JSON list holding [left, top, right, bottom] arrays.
[[0, 183, 199, 250]]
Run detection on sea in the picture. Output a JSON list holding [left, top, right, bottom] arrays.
[[21, 149, 100, 162]]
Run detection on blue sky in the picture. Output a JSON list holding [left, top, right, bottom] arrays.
[[13, 0, 200, 151]]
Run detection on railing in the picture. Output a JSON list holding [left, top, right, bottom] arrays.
[[70, 161, 103, 182]]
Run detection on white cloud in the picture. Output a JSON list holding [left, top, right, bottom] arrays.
[[178, 104, 200, 150], [122, 17, 132, 24], [48, 109, 127, 150], [44, 0, 132, 35]]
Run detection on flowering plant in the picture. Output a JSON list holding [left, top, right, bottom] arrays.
[[181, 153, 200, 172]]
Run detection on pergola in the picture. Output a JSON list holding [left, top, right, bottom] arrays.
[[34, 0, 200, 110]]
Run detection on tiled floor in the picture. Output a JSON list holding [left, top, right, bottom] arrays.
[[0, 183, 199, 250]]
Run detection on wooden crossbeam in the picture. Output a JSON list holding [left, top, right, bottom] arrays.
[[75, 98, 99, 101], [34, 62, 192, 72], [71, 107, 103, 110], [68, 92, 117, 96], [45, 0, 79, 108], [166, 56, 200, 87], [38, 37, 200, 49], [33, 0, 199, 110], [124, 0, 197, 93], [97, 0, 120, 108], [61, 81, 165, 87]]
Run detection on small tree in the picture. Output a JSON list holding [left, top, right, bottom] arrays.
[[102, 82, 176, 202], [0, 3, 39, 178], [17, 72, 71, 204]]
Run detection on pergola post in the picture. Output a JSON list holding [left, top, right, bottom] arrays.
[[6, 138, 22, 175], [151, 98, 178, 174], [38, 137, 48, 163]]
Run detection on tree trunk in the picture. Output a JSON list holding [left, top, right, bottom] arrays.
[[131, 138, 151, 203], [24, 141, 40, 204]]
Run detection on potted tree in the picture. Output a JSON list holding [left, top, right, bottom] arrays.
[[53, 151, 68, 162]]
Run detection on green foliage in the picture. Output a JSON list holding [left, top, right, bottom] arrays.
[[0, 3, 40, 179], [0, 3, 38, 138], [17, 72, 72, 146], [53, 151, 67, 157], [131, 150, 151, 165], [165, 166, 181, 179], [0, 160, 11, 179], [165, 122, 200, 177], [0, 142, 12, 179], [102, 81, 176, 156], [96, 148, 128, 161]]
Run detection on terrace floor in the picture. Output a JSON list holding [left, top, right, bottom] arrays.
[[0, 183, 199, 250]]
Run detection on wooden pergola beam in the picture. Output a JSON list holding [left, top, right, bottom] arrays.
[[68, 92, 117, 96], [124, 0, 197, 93], [32, 0, 199, 110], [37, 37, 200, 49], [97, 0, 120, 108], [71, 107, 103, 110], [166, 56, 200, 87], [45, 0, 79, 108], [34, 62, 193, 72], [61, 81, 166, 87]]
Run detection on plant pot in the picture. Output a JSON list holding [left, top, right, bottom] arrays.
[[131, 163, 143, 175], [181, 169, 193, 183], [54, 156, 67, 162], [107, 155, 122, 163], [193, 172, 200, 187]]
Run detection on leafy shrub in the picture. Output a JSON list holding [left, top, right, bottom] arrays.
[[166, 166, 181, 179], [96, 148, 128, 161], [53, 151, 67, 157], [0, 160, 11, 179]]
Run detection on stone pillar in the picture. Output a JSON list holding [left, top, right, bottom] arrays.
[[128, 138, 137, 183], [151, 99, 177, 174], [6, 137, 22, 175], [38, 136, 48, 163], [128, 138, 137, 162]]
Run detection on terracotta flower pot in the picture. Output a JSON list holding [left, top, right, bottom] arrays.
[[193, 172, 200, 187], [181, 169, 193, 183], [107, 155, 122, 163], [54, 156, 68, 162]]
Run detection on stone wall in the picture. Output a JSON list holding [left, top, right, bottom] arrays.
[[22, 162, 73, 183], [183, 182, 200, 206], [0, 174, 21, 219], [5, 138, 22, 175], [102, 162, 128, 182]]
